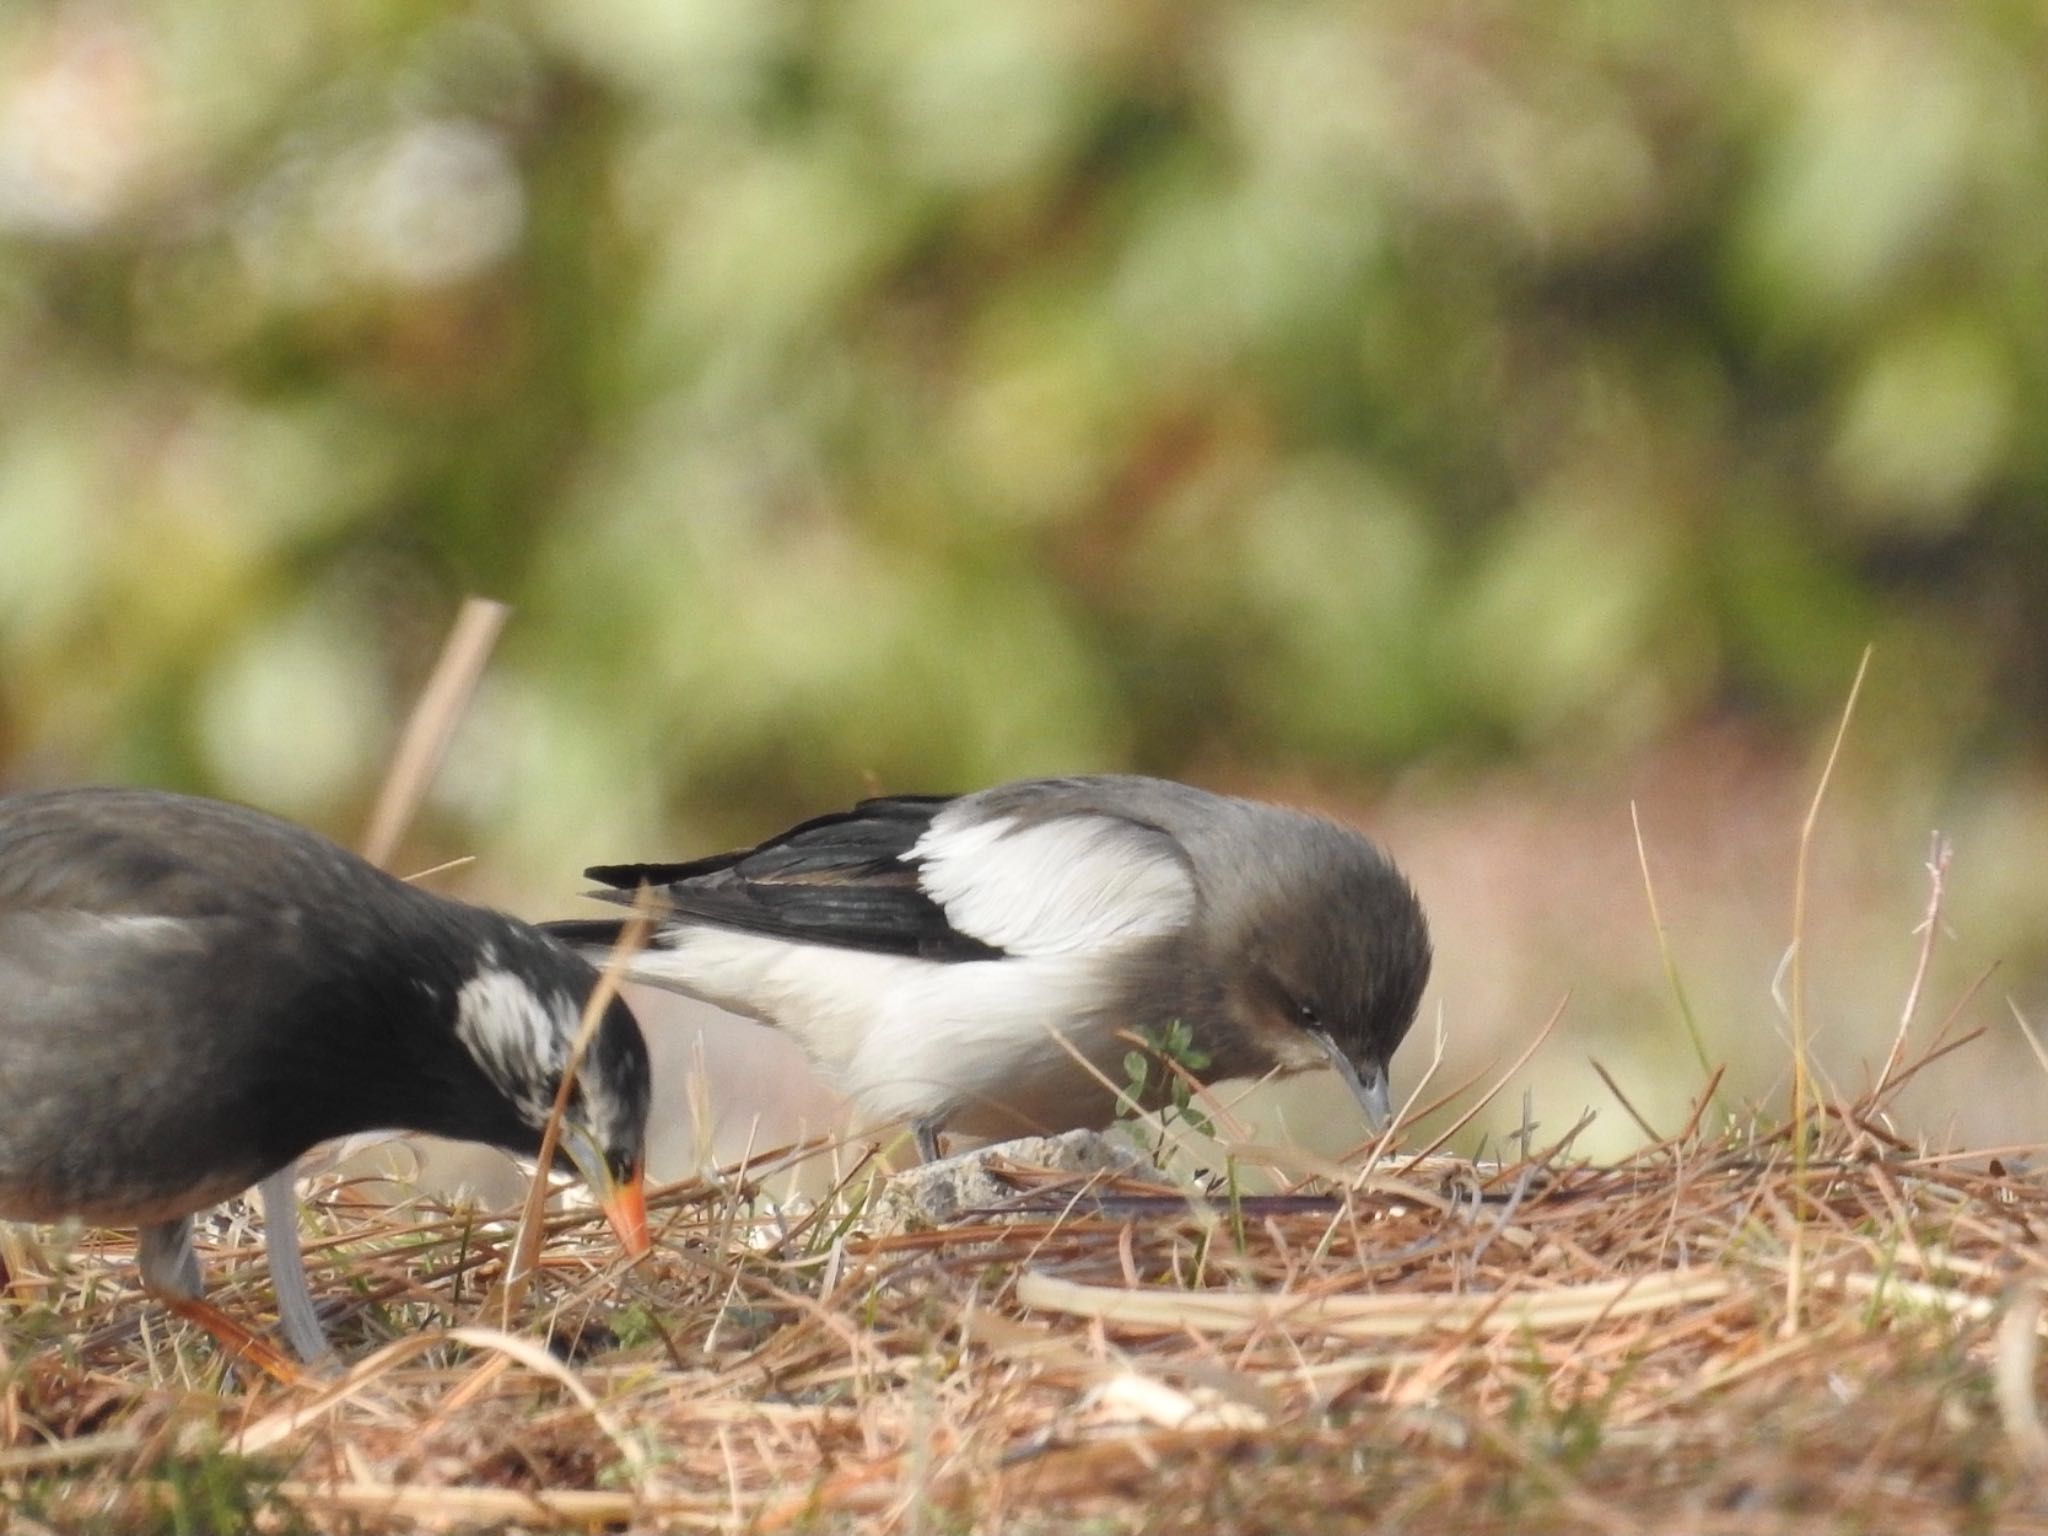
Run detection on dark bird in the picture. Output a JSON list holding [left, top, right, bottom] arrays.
[[547, 775, 1430, 1160], [0, 786, 652, 1374]]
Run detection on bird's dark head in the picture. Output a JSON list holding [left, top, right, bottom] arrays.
[[449, 926, 653, 1254], [1209, 811, 1431, 1130]]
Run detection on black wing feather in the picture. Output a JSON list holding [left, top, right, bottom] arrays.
[[570, 793, 1002, 962]]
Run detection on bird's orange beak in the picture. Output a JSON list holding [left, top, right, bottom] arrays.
[[602, 1162, 650, 1256], [562, 1127, 652, 1258]]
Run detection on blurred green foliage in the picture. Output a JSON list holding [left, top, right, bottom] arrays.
[[0, 1, 2042, 872]]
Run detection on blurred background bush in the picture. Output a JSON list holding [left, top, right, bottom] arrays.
[[2, 1, 2043, 1155]]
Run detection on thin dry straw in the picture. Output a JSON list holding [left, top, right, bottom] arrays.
[[259, 595, 509, 1371], [1588, 1058, 1661, 1146], [1630, 801, 1713, 1084], [271, 1483, 722, 1530], [310, 591, 649, 1341], [359, 596, 509, 869], [1871, 832, 1952, 1102], [1391, 992, 1569, 1176], [493, 892, 658, 1326], [1997, 1282, 2048, 1474], [1015, 1268, 1738, 1339], [1784, 642, 1872, 1338], [233, 1325, 646, 1468]]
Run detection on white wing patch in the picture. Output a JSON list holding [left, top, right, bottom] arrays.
[[911, 811, 1195, 956]]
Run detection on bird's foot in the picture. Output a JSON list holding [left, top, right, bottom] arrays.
[[161, 1296, 309, 1387], [912, 1117, 946, 1164]]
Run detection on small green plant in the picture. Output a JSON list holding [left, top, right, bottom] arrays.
[[1119, 1020, 1215, 1151], [137, 1446, 305, 1536], [610, 1299, 663, 1350]]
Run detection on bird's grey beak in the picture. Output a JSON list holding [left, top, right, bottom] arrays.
[[556, 1121, 650, 1257], [1313, 1030, 1392, 1132]]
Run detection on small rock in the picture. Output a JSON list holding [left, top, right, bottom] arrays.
[[877, 1128, 1165, 1225]]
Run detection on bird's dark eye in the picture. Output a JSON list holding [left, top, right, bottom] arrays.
[[1294, 1000, 1320, 1028]]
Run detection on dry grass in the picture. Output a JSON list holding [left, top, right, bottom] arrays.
[[1, 1031, 2045, 1535]]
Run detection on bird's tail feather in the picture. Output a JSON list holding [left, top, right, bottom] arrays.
[[540, 918, 637, 951]]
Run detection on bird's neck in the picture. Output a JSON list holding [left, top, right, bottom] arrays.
[[250, 951, 538, 1169], [1101, 928, 1288, 1088]]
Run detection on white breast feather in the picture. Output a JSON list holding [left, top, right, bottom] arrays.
[[911, 811, 1195, 956], [623, 928, 1134, 1133]]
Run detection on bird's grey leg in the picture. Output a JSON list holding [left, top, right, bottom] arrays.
[[913, 1116, 945, 1164], [258, 1163, 333, 1367], [137, 1216, 203, 1300], [137, 1208, 305, 1384]]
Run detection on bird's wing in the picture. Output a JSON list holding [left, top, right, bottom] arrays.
[[0, 786, 378, 920], [0, 813, 237, 921], [570, 783, 1201, 963], [576, 795, 999, 961], [911, 787, 1198, 957], [0, 791, 328, 1041]]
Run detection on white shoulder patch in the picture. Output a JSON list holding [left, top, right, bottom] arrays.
[[454, 967, 572, 1119], [913, 810, 1195, 956]]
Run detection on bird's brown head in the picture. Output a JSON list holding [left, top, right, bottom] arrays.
[[1208, 810, 1431, 1129]]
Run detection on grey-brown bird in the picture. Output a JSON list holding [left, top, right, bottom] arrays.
[[0, 786, 652, 1375], [548, 775, 1430, 1159]]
